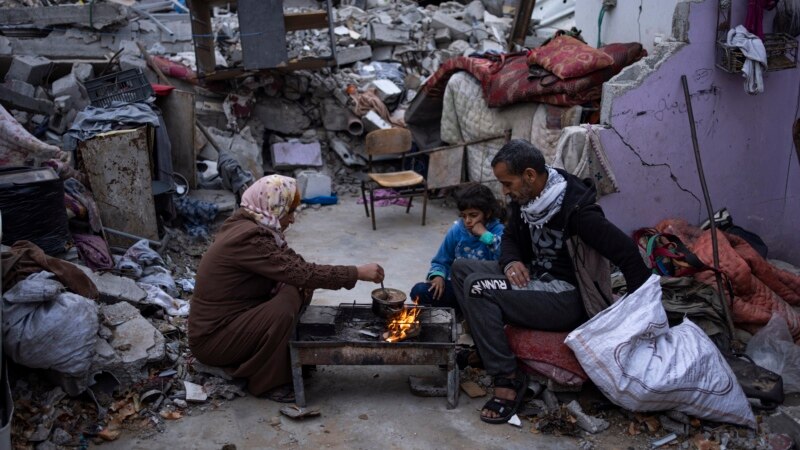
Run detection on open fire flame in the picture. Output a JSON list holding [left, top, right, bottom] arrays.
[[384, 296, 421, 343]]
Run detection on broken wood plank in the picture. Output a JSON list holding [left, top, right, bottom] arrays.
[[284, 11, 329, 31], [0, 4, 128, 29], [0, 84, 54, 115]]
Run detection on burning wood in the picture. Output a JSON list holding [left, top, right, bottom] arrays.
[[383, 297, 421, 342]]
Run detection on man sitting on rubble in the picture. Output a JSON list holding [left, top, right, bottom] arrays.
[[451, 139, 650, 424]]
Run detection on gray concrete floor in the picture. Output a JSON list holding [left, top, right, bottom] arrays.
[[96, 194, 582, 450]]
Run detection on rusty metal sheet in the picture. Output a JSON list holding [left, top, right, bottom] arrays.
[[78, 127, 158, 247], [427, 146, 463, 190], [157, 89, 197, 189], [291, 344, 451, 366]]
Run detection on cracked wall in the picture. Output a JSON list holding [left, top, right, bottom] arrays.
[[594, 0, 800, 263], [575, 0, 681, 54]]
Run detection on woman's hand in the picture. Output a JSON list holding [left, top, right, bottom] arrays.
[[505, 261, 530, 288], [357, 263, 385, 283], [429, 276, 445, 300]]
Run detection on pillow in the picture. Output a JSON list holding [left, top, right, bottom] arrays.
[[528, 35, 614, 80]]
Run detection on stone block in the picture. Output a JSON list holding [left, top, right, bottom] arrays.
[[71, 63, 94, 82], [270, 141, 323, 169], [434, 27, 452, 45], [51, 73, 89, 111], [370, 79, 401, 104], [362, 110, 391, 132], [479, 39, 504, 54], [371, 45, 394, 61], [5, 55, 52, 85], [369, 23, 409, 45], [767, 406, 800, 446], [254, 99, 311, 135], [4, 78, 35, 97], [321, 98, 350, 131], [119, 54, 158, 84], [296, 170, 332, 199], [431, 11, 472, 41], [335, 45, 372, 65]]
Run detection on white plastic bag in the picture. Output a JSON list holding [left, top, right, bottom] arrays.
[[746, 313, 800, 393], [565, 275, 755, 428]]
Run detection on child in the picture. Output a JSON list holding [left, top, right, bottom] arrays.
[[410, 183, 505, 311]]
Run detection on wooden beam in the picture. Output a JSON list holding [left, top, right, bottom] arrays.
[[507, 0, 536, 50], [187, 0, 216, 78], [284, 12, 329, 31]]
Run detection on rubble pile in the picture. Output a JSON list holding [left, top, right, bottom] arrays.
[[1, 0, 515, 196]]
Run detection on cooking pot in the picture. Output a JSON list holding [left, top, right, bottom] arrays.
[[371, 288, 407, 319]]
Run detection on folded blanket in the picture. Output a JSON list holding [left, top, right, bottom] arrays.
[[422, 42, 645, 108]]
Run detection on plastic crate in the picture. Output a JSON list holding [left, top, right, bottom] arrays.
[[84, 68, 154, 108]]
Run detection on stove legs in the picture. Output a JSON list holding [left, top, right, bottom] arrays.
[[447, 350, 459, 409], [290, 346, 307, 407]]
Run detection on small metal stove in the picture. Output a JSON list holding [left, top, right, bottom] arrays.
[[289, 304, 459, 409]]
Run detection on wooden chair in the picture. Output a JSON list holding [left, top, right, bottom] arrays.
[[360, 128, 428, 230]]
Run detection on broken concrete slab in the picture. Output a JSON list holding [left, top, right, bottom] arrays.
[[109, 309, 165, 365], [71, 63, 95, 83], [362, 110, 391, 132], [434, 27, 452, 45], [431, 12, 472, 41], [321, 98, 351, 132], [368, 23, 410, 45], [4, 78, 34, 97], [0, 83, 54, 115], [371, 46, 393, 62], [101, 301, 143, 327], [565, 400, 609, 434], [271, 141, 323, 169], [254, 99, 312, 135], [335, 45, 373, 65], [370, 79, 401, 104], [0, 4, 129, 29], [5, 55, 53, 85], [77, 266, 148, 306], [767, 406, 800, 447]]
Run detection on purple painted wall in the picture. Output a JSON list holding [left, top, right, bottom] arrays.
[[597, 0, 800, 264]]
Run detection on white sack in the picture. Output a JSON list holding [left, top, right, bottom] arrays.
[[565, 274, 756, 428]]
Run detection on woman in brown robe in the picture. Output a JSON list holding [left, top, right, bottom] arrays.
[[189, 175, 384, 401]]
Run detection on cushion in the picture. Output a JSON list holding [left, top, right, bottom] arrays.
[[528, 35, 614, 80]]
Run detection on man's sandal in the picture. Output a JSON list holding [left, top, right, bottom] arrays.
[[480, 371, 528, 424]]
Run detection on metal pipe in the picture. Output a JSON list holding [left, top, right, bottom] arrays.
[[681, 74, 735, 344], [131, 6, 174, 35]]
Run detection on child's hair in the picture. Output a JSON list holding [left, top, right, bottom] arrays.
[[454, 183, 505, 222]]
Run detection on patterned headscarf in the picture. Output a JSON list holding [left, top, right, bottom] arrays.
[[240, 175, 300, 233]]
